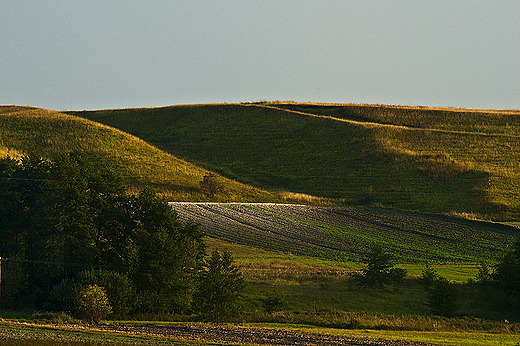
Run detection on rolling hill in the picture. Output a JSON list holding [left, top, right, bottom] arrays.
[[71, 102, 520, 221], [0, 105, 279, 202], [2, 104, 519, 265]]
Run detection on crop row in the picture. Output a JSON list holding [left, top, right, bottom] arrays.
[[170, 203, 518, 264]]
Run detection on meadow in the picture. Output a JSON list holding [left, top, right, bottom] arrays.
[[0, 106, 283, 203], [71, 102, 520, 221]]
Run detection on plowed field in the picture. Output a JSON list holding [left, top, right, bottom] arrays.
[[170, 203, 518, 263]]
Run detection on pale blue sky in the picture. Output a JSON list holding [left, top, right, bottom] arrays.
[[1, 1, 519, 110]]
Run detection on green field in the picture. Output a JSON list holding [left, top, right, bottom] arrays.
[[71, 102, 520, 221], [2, 102, 520, 345], [174, 203, 518, 264]]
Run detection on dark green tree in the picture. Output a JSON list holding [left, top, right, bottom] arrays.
[[491, 238, 520, 316], [358, 245, 406, 288], [474, 262, 493, 284], [418, 264, 440, 290], [130, 188, 205, 313], [493, 239, 520, 295], [194, 249, 244, 322], [426, 277, 459, 317]]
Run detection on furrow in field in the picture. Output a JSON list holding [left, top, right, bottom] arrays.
[[170, 203, 518, 263]]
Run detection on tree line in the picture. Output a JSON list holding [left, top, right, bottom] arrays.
[[359, 243, 520, 319], [0, 152, 242, 322]]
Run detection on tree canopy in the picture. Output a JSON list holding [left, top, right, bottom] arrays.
[[0, 152, 205, 313]]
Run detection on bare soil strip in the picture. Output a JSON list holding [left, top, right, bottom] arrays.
[[0, 321, 443, 345], [95, 323, 439, 346]]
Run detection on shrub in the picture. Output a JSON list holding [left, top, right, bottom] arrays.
[[262, 293, 286, 314], [78, 284, 112, 323], [47, 279, 84, 314]]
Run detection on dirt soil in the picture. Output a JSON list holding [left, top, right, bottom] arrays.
[[94, 323, 439, 346]]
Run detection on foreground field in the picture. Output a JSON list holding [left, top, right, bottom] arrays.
[[171, 203, 518, 264], [1, 319, 519, 346]]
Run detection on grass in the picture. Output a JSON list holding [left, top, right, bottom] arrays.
[[71, 102, 520, 221], [0, 106, 289, 203]]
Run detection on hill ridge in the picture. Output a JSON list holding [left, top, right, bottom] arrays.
[[245, 103, 520, 139]]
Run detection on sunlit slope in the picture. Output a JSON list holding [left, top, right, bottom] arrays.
[[275, 103, 520, 219], [0, 106, 277, 202], [72, 103, 520, 220]]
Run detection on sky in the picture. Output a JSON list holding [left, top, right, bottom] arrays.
[[1, 1, 519, 111]]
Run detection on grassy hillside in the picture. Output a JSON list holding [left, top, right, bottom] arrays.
[[0, 106, 279, 202], [71, 102, 520, 221]]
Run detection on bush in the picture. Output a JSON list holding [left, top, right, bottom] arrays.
[[262, 293, 286, 314], [48, 270, 135, 317], [78, 284, 112, 323], [47, 279, 84, 314]]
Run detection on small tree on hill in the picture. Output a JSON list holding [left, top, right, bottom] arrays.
[[200, 173, 225, 197]]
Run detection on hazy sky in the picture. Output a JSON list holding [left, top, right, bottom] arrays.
[[2, 1, 519, 110]]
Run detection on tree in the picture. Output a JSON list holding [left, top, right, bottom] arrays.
[[491, 238, 520, 316], [426, 277, 459, 317], [418, 264, 440, 290], [78, 284, 112, 323], [474, 262, 493, 284], [200, 173, 225, 197], [0, 152, 205, 314], [493, 239, 520, 295], [194, 249, 244, 322], [129, 188, 205, 313], [358, 245, 406, 288]]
